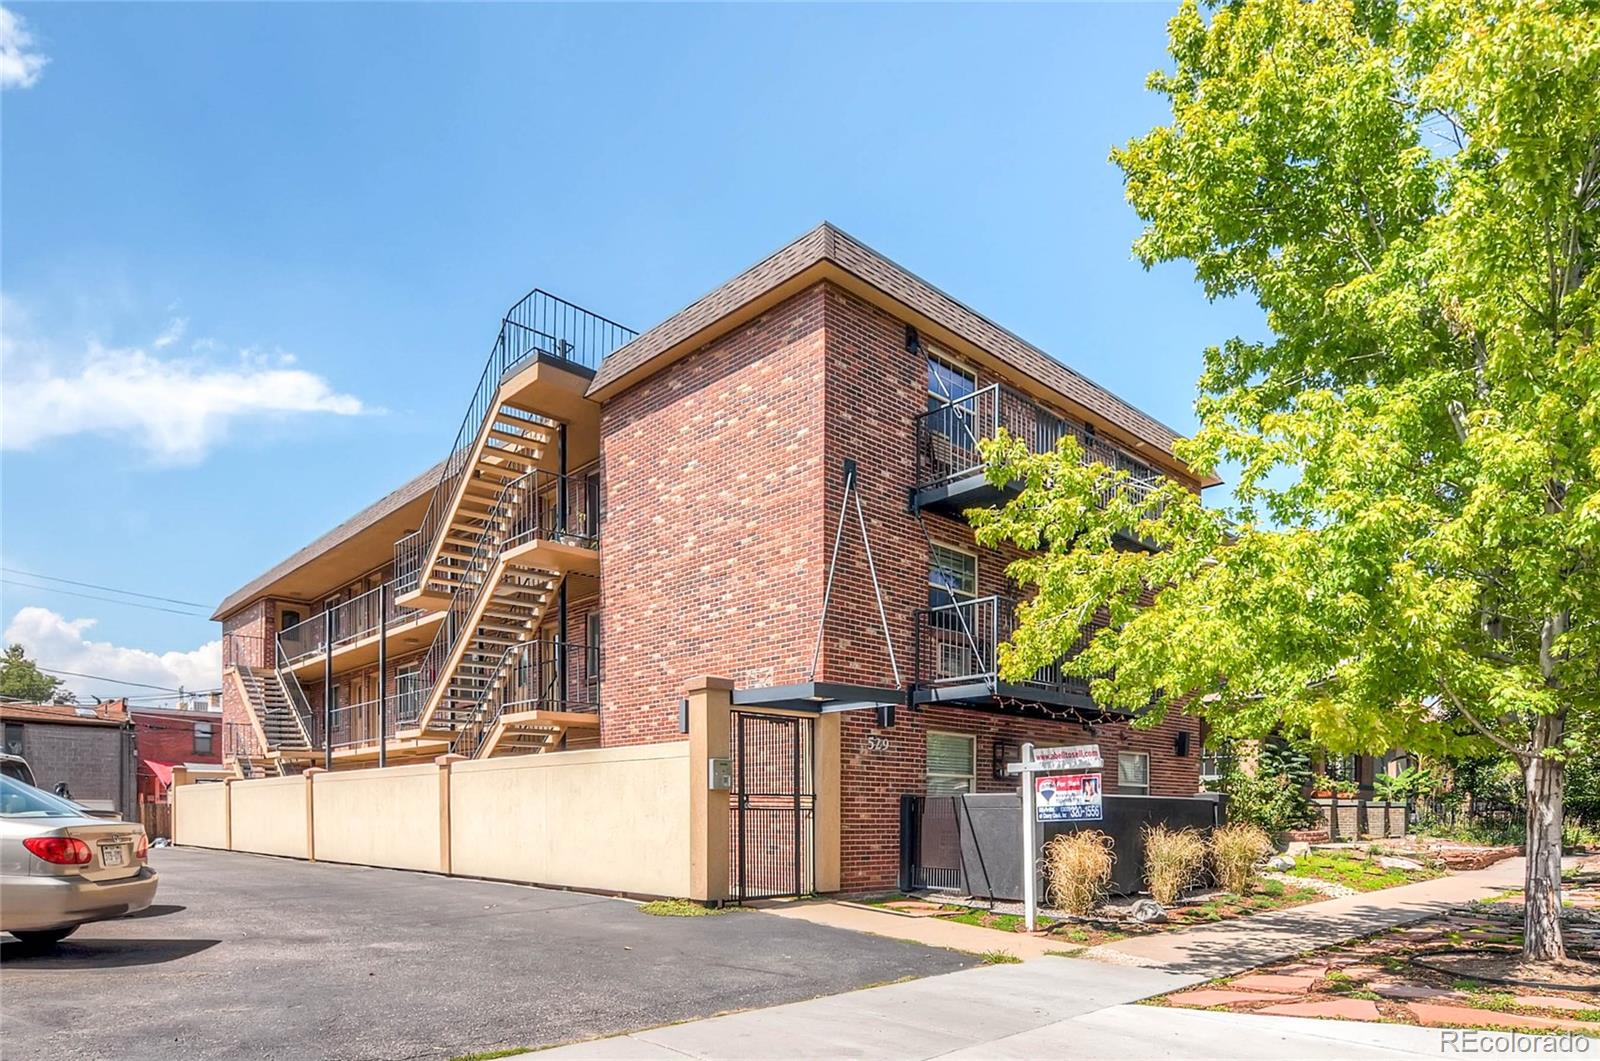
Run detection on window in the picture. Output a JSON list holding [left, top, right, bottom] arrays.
[[3, 722, 22, 758], [586, 612, 602, 686], [281, 609, 303, 629], [193, 722, 214, 756], [928, 544, 977, 608], [927, 732, 976, 795], [927, 351, 977, 404], [1117, 751, 1150, 795], [1199, 741, 1232, 787], [1324, 752, 1360, 784]]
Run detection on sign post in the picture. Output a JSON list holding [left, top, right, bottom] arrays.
[[1007, 742, 1103, 933]]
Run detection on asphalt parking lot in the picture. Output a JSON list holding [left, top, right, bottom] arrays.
[[2, 847, 974, 1061]]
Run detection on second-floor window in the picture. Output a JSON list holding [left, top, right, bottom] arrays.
[[928, 544, 977, 610], [194, 722, 214, 756]]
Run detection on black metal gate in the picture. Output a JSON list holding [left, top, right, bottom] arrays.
[[732, 712, 815, 901]]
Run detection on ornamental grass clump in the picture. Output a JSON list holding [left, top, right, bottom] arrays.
[[1209, 822, 1272, 894], [1143, 825, 1207, 905], [1042, 830, 1115, 916]]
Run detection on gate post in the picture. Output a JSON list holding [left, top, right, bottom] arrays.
[[685, 676, 735, 903]]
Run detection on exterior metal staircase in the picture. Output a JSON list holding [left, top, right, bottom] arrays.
[[227, 664, 315, 770], [450, 639, 599, 759]]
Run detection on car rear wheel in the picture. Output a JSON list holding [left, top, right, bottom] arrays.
[[9, 926, 77, 949]]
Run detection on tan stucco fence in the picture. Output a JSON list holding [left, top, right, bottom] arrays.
[[172, 679, 840, 900]]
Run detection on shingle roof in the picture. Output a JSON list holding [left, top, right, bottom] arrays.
[[587, 222, 1186, 456], [210, 460, 445, 620]]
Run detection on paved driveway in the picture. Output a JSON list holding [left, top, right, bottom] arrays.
[[2, 848, 973, 1061]]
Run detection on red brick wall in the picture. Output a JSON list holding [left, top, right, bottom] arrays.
[[598, 286, 828, 745], [132, 709, 221, 799], [815, 285, 1198, 891]]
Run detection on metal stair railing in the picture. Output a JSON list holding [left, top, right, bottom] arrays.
[[395, 291, 635, 593], [395, 465, 597, 731], [273, 633, 322, 750], [450, 638, 600, 759]]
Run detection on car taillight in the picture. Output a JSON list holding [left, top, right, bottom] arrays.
[[22, 836, 93, 865], [135, 833, 148, 859]]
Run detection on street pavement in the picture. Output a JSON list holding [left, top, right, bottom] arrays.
[[1, 847, 972, 1061]]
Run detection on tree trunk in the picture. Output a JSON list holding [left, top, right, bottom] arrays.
[[1522, 712, 1566, 961]]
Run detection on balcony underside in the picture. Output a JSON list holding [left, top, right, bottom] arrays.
[[732, 681, 906, 713], [911, 473, 1017, 518], [913, 474, 1158, 550], [915, 679, 1130, 722]]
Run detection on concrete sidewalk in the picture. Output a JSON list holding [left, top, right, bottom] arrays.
[[1088, 856, 1527, 976], [757, 900, 1067, 960], [536, 959, 1452, 1059]]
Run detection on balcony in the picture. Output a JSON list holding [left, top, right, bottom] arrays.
[[278, 579, 437, 677], [913, 384, 1166, 543], [914, 594, 1123, 717]]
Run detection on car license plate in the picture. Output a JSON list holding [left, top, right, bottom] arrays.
[[100, 844, 126, 867]]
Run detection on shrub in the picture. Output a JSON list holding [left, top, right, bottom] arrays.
[[1042, 830, 1115, 916], [1210, 822, 1272, 893], [1143, 825, 1208, 904]]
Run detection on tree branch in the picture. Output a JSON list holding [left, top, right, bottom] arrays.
[[1437, 677, 1530, 763]]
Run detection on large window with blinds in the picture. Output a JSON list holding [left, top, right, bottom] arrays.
[[927, 731, 977, 795]]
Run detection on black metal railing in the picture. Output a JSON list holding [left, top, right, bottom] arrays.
[[397, 465, 599, 731], [914, 594, 1094, 699], [450, 639, 601, 759], [915, 383, 1166, 514], [277, 581, 421, 666], [274, 634, 322, 748], [395, 291, 634, 592]]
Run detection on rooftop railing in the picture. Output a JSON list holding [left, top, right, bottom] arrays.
[[395, 291, 635, 593]]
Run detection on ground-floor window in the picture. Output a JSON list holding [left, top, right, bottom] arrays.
[[926, 731, 976, 795], [1117, 751, 1150, 795]]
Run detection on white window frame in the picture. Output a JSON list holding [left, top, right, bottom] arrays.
[[928, 543, 978, 601], [927, 350, 977, 403], [926, 731, 977, 795], [1118, 751, 1151, 796]]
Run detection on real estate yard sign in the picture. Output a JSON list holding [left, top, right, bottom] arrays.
[[1035, 772, 1103, 822]]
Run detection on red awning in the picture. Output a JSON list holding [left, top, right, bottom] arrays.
[[143, 760, 176, 788]]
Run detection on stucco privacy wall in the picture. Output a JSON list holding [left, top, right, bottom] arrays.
[[174, 743, 696, 898], [172, 782, 229, 850], [228, 775, 310, 859], [312, 764, 443, 873], [449, 742, 691, 897]]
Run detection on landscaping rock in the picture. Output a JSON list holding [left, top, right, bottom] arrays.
[[1166, 989, 1288, 1009], [1230, 973, 1319, 993], [1514, 995, 1595, 1013], [1266, 854, 1297, 872], [1370, 982, 1459, 1000], [1407, 1002, 1600, 1033], [1375, 856, 1426, 871], [1128, 899, 1168, 924], [1261, 999, 1382, 1021]]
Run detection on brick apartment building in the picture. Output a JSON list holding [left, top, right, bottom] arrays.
[[214, 224, 1211, 894]]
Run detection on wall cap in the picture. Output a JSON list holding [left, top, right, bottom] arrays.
[[302, 767, 327, 776], [435, 754, 466, 765], [682, 676, 736, 694]]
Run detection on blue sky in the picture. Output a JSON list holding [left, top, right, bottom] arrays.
[[0, 2, 1265, 701]]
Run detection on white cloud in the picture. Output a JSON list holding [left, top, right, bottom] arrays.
[[1, 300, 366, 463], [0, 6, 47, 89], [5, 606, 220, 702]]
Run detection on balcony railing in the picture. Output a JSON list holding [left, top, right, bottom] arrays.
[[222, 632, 265, 669], [396, 465, 599, 730], [394, 291, 635, 593], [915, 383, 1165, 514], [450, 638, 600, 759], [915, 594, 1094, 702], [277, 581, 422, 666]]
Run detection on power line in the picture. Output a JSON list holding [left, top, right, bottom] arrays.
[[1, 579, 210, 619], [37, 667, 192, 693], [0, 567, 208, 609]]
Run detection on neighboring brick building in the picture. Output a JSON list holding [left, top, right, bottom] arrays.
[[213, 223, 1213, 893], [129, 701, 223, 803], [0, 699, 136, 818]]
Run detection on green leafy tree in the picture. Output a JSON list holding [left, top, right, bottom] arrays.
[[973, 0, 1598, 960], [0, 644, 71, 704]]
